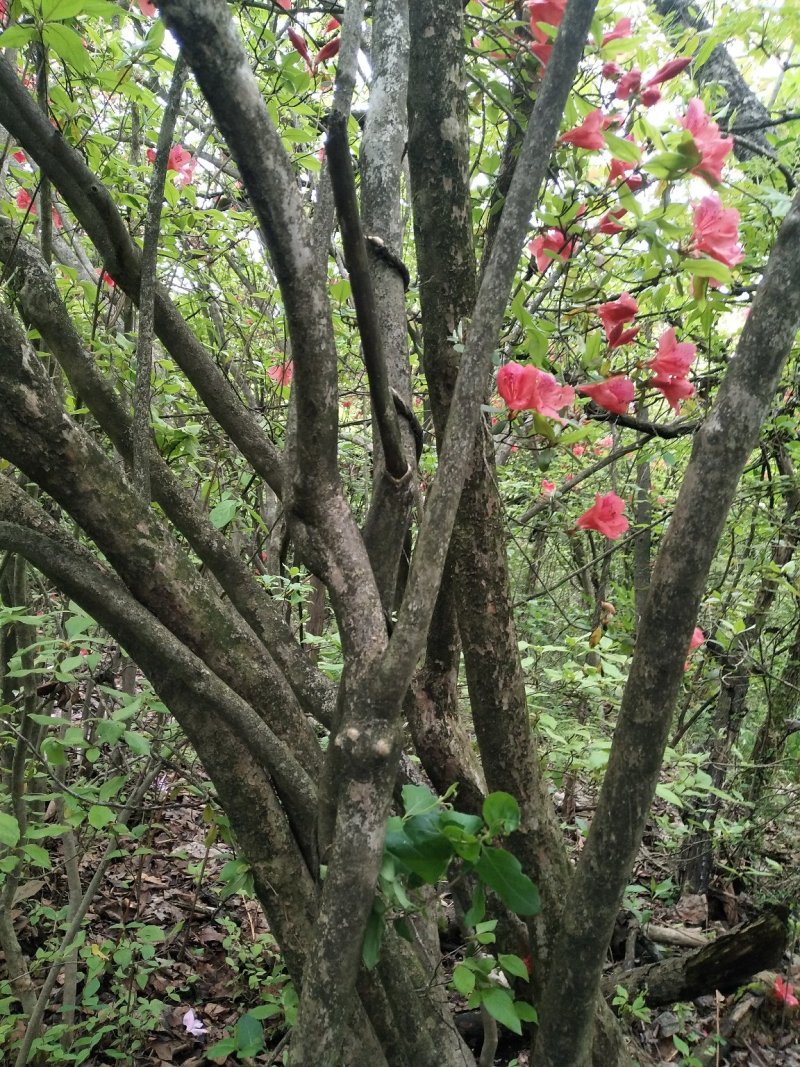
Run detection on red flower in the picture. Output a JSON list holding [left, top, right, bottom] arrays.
[[16, 188, 34, 212], [598, 208, 627, 235], [602, 17, 632, 45], [645, 56, 692, 88], [167, 144, 196, 186], [680, 98, 733, 185], [268, 361, 294, 386], [531, 41, 553, 67], [649, 374, 695, 413], [528, 229, 576, 272], [528, 0, 567, 40], [608, 156, 643, 192], [314, 37, 340, 67], [497, 362, 575, 422], [137, 0, 157, 15], [541, 479, 556, 495], [325, 17, 340, 32], [561, 109, 605, 150], [647, 328, 697, 378], [578, 376, 634, 415], [276, 0, 292, 8], [774, 977, 799, 1008], [602, 61, 622, 79], [288, 27, 312, 68], [692, 194, 743, 268], [12, 150, 26, 164], [597, 292, 638, 347], [615, 69, 641, 100], [577, 493, 629, 539], [688, 627, 705, 651], [101, 271, 116, 288], [640, 86, 661, 106]]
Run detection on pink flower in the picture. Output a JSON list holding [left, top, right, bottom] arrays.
[[561, 109, 605, 150], [602, 61, 622, 79], [101, 271, 116, 288], [578, 376, 635, 415], [774, 977, 799, 1008], [314, 36, 340, 67], [183, 1008, 207, 1037], [688, 627, 705, 651], [640, 86, 661, 107], [497, 362, 575, 421], [528, 0, 567, 40], [167, 144, 196, 186], [325, 17, 340, 31], [531, 41, 553, 67], [645, 56, 692, 87], [649, 374, 695, 414], [288, 27, 312, 68], [647, 328, 697, 378], [577, 493, 629, 539], [602, 17, 632, 45], [268, 361, 294, 386], [137, 0, 157, 15], [608, 156, 643, 192], [528, 229, 576, 272], [16, 188, 34, 212], [615, 69, 641, 100], [541, 479, 556, 495], [597, 292, 638, 347], [680, 98, 733, 185], [692, 195, 743, 268], [12, 150, 26, 164], [572, 444, 586, 457], [598, 208, 627, 235], [276, 0, 292, 8]]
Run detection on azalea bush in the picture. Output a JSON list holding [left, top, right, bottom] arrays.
[[1, 0, 799, 1066]]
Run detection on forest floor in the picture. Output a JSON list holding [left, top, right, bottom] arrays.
[[3, 746, 799, 1065]]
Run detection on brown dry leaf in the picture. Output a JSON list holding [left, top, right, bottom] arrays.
[[675, 892, 708, 926]]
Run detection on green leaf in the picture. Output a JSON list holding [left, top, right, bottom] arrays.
[[0, 812, 21, 848], [475, 847, 540, 915], [655, 783, 683, 807], [452, 963, 476, 996], [206, 1038, 236, 1060], [401, 783, 439, 818], [123, 729, 151, 756], [386, 811, 453, 883], [22, 843, 52, 869], [481, 987, 522, 1035], [43, 23, 92, 73], [0, 26, 38, 49], [482, 791, 520, 835], [498, 953, 529, 981], [41, 0, 92, 19], [362, 908, 384, 970], [209, 499, 237, 529], [684, 257, 731, 284], [249, 1002, 283, 1020], [603, 132, 641, 163], [515, 1001, 538, 1023], [235, 1012, 265, 1057], [88, 805, 115, 830]]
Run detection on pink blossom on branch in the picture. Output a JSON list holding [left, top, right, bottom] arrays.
[[541, 479, 556, 495], [614, 69, 641, 100], [773, 977, 799, 1008], [576, 492, 629, 539], [268, 361, 294, 386], [692, 194, 743, 268], [601, 17, 632, 45], [597, 291, 639, 347], [645, 56, 692, 87], [560, 109, 606, 150], [137, 0, 157, 16], [528, 229, 576, 272], [597, 208, 627, 235], [649, 373, 695, 414], [578, 376, 635, 415], [647, 327, 697, 378], [497, 362, 575, 422], [680, 98, 733, 184]]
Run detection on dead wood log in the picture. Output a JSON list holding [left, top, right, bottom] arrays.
[[602, 905, 788, 1008]]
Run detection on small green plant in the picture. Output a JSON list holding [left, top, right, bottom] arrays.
[[612, 984, 652, 1025]]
